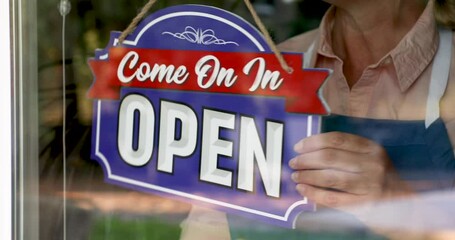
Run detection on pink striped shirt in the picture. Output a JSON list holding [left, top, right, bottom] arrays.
[[279, 2, 455, 149]]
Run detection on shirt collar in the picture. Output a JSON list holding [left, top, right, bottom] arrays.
[[316, 1, 439, 92], [317, 6, 336, 60]]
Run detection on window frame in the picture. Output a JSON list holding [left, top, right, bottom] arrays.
[[8, 0, 40, 239], [1, 0, 12, 239]]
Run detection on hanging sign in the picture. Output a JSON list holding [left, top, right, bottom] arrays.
[[88, 4, 330, 228]]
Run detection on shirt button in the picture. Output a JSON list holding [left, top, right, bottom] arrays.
[[322, 45, 329, 52], [383, 58, 392, 65]]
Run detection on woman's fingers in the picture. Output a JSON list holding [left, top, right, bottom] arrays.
[[294, 131, 380, 154], [291, 169, 378, 195], [290, 132, 393, 206], [289, 148, 368, 173], [296, 184, 361, 208]]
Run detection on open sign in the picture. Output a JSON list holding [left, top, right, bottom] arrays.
[[89, 5, 330, 228], [117, 94, 284, 197]]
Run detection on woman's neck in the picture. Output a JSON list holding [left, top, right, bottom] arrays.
[[327, 0, 427, 87]]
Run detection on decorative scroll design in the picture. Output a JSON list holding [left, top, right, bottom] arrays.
[[163, 26, 239, 46]]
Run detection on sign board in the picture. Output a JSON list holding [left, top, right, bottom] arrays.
[[88, 5, 330, 228]]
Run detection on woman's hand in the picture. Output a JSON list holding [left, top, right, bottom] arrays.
[[289, 132, 412, 209]]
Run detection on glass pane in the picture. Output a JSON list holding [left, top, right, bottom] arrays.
[[13, 0, 455, 239]]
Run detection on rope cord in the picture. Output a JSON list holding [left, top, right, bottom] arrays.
[[118, 0, 157, 44], [118, 0, 291, 72], [242, 0, 292, 73]]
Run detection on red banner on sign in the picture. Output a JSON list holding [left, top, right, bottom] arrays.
[[88, 47, 329, 115]]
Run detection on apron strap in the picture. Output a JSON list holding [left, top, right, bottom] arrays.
[[425, 28, 453, 128]]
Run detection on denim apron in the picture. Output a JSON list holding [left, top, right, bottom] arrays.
[[228, 28, 455, 239]]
